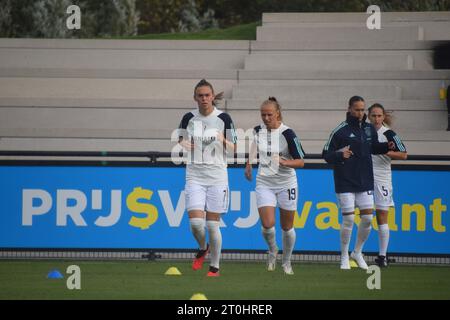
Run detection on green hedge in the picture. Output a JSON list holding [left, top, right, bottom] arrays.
[[1, 0, 448, 38]]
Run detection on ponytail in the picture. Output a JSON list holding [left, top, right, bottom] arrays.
[[213, 91, 224, 107]]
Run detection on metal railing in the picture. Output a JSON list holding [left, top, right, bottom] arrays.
[[1, 150, 450, 162]]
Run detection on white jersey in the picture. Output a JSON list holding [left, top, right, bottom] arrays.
[[178, 107, 237, 186], [254, 123, 305, 189], [372, 125, 406, 185]]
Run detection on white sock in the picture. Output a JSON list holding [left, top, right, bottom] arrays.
[[354, 214, 373, 254], [261, 226, 277, 253], [189, 218, 206, 250], [340, 214, 355, 258], [282, 228, 296, 265], [378, 224, 390, 256], [206, 220, 222, 269]]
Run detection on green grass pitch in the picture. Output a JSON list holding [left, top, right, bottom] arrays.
[[1, 260, 450, 300]]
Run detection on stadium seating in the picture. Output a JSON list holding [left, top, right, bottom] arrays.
[[0, 12, 449, 157]]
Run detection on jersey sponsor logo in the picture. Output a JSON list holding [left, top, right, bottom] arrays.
[[188, 122, 218, 146]]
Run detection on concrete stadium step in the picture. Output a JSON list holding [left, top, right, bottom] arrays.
[[395, 140, 450, 156], [288, 140, 450, 156], [0, 97, 197, 109], [0, 137, 174, 154], [419, 21, 450, 40], [0, 68, 239, 80], [253, 130, 450, 142], [0, 108, 188, 135], [256, 25, 422, 42], [250, 40, 444, 51], [3, 105, 444, 140], [236, 79, 445, 100], [270, 141, 450, 156], [0, 78, 236, 100], [234, 129, 450, 156], [0, 48, 248, 70], [261, 21, 450, 28], [1, 59, 441, 79], [244, 52, 429, 71], [0, 127, 175, 139], [227, 110, 447, 132], [232, 84, 402, 100], [260, 19, 450, 41], [226, 99, 446, 111], [238, 70, 450, 81], [3, 120, 446, 142], [262, 12, 450, 25], [1, 96, 445, 112], [0, 39, 250, 50], [397, 130, 450, 142]]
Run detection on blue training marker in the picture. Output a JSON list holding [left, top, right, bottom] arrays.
[[47, 269, 63, 279]]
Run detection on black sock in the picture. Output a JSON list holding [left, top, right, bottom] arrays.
[[209, 266, 219, 273]]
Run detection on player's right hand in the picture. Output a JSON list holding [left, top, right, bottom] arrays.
[[179, 139, 194, 150], [342, 146, 353, 159], [388, 141, 396, 151]]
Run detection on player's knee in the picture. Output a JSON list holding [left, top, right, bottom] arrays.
[[359, 213, 373, 227], [189, 217, 205, 232], [261, 221, 275, 229], [342, 214, 355, 229], [376, 210, 389, 224], [261, 226, 275, 237], [206, 220, 220, 233], [281, 223, 294, 231]]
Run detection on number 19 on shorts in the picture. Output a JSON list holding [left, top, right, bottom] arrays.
[[287, 188, 296, 201]]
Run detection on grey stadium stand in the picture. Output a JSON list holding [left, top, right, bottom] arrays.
[[0, 11, 449, 157]]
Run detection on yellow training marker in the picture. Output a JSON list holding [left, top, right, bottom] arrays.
[[190, 293, 208, 300], [165, 267, 182, 275], [349, 260, 358, 268]]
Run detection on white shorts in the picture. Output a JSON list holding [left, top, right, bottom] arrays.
[[374, 181, 394, 211], [337, 191, 374, 214], [185, 182, 229, 214], [256, 185, 298, 211]]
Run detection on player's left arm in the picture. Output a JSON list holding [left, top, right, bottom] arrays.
[[280, 129, 305, 168], [370, 125, 392, 154], [218, 113, 237, 154], [384, 129, 407, 160]]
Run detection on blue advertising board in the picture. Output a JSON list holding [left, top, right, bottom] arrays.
[[0, 166, 448, 253]]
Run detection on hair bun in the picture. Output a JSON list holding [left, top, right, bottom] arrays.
[[268, 96, 277, 102]]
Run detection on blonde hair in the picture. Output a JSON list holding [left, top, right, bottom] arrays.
[[261, 96, 282, 121]]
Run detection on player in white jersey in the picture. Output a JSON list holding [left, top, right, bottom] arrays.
[[245, 97, 305, 275], [178, 79, 237, 277], [368, 103, 407, 267]]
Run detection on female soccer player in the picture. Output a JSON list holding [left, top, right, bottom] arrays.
[[322, 96, 394, 270], [178, 79, 237, 277], [368, 103, 407, 267], [245, 97, 305, 275]]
